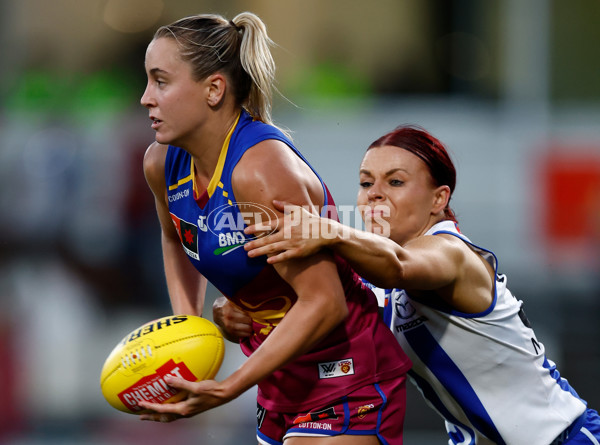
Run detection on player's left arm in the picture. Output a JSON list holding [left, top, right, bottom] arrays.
[[143, 142, 207, 316]]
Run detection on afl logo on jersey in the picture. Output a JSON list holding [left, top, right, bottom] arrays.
[[394, 300, 416, 320], [207, 202, 278, 238]]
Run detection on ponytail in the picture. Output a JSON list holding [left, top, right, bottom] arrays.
[[231, 12, 275, 126]]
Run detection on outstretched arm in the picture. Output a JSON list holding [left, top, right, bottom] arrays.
[[244, 201, 466, 291]]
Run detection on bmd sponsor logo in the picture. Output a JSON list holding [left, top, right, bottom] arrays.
[[207, 202, 278, 256]]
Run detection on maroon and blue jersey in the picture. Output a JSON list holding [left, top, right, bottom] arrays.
[[165, 110, 411, 412]]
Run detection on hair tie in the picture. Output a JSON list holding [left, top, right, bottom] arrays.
[[229, 20, 240, 31]]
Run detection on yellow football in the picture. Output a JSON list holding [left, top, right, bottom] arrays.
[[100, 314, 225, 414]]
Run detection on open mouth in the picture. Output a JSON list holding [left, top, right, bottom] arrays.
[[150, 117, 162, 129]]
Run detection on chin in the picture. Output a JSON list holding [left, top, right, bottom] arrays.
[[155, 133, 175, 147], [365, 221, 391, 238]]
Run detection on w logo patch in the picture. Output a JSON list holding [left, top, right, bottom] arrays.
[[318, 358, 354, 379]]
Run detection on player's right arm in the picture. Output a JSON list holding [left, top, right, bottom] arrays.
[[143, 142, 207, 316], [244, 202, 457, 290], [245, 203, 494, 313], [244, 203, 407, 289]]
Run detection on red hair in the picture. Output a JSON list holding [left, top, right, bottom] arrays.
[[368, 125, 458, 222]]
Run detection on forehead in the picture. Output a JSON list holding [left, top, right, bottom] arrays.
[[144, 37, 184, 71], [360, 145, 428, 173]]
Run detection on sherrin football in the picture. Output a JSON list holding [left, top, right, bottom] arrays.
[[100, 315, 224, 414]]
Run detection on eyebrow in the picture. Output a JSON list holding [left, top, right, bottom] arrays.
[[148, 67, 169, 76], [360, 167, 409, 176]]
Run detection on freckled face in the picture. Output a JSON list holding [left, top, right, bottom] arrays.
[[140, 37, 209, 147], [357, 145, 440, 245]]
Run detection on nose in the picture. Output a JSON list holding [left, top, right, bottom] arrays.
[[140, 84, 154, 108], [366, 182, 384, 201]]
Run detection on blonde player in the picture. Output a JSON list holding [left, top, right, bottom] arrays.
[[138, 12, 411, 444]]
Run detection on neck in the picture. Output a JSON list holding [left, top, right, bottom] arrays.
[[187, 107, 240, 181], [423, 214, 448, 234], [396, 214, 447, 245]]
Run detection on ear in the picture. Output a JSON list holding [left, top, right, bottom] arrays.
[[206, 73, 226, 107], [431, 185, 451, 215]]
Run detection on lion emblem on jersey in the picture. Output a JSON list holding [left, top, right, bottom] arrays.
[[357, 404, 375, 419], [340, 360, 352, 373]]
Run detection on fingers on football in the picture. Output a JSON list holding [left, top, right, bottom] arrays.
[[140, 412, 181, 422]]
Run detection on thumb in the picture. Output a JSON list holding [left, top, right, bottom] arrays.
[[164, 375, 195, 391], [272, 200, 292, 213]]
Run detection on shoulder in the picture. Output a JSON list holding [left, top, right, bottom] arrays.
[[402, 232, 474, 280], [434, 232, 496, 307], [409, 231, 466, 256], [231, 138, 322, 208], [431, 231, 491, 266], [143, 142, 169, 194], [433, 232, 480, 266], [143, 142, 168, 174], [233, 139, 309, 189]]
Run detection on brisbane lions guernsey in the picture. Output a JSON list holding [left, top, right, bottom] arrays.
[[376, 220, 587, 445], [165, 110, 411, 412]]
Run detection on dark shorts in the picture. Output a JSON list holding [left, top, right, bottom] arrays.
[[256, 375, 407, 445]]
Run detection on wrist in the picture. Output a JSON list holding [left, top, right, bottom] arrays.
[[332, 219, 350, 247], [321, 219, 342, 247], [222, 366, 260, 401]]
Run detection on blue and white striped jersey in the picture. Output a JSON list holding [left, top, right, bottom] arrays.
[[374, 220, 587, 445]]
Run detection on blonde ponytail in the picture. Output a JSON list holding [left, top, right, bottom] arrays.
[[231, 12, 275, 126]]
